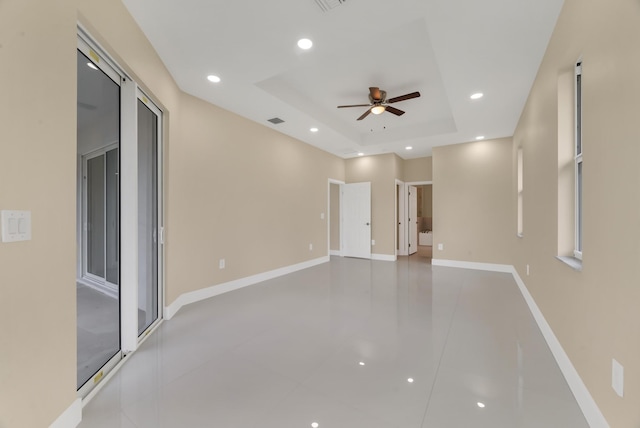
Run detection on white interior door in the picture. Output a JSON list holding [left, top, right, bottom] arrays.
[[409, 185, 417, 255], [343, 182, 371, 259]]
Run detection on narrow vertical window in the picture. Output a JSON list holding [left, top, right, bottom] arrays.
[[517, 147, 523, 237], [574, 62, 583, 259]]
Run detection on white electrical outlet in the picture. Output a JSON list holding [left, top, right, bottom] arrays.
[[320, 213, 325, 220], [612, 359, 624, 397], [438, 243, 443, 251], [526, 264, 530, 276], [371, 239, 375, 245], [309, 243, 313, 251], [219, 259, 225, 269]]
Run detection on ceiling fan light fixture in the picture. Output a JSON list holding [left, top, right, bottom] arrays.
[[371, 105, 386, 115], [297, 38, 313, 50]]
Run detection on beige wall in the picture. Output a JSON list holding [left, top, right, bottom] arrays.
[[403, 156, 432, 182], [419, 185, 432, 218], [432, 138, 514, 263], [167, 92, 344, 302], [510, 0, 640, 425], [0, 1, 78, 427]]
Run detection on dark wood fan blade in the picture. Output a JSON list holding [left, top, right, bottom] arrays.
[[387, 91, 421, 104], [369, 87, 382, 101], [357, 108, 372, 121], [337, 104, 372, 108], [385, 106, 405, 116]]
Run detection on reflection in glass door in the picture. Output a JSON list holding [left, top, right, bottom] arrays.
[[84, 147, 119, 294], [77, 47, 121, 391]]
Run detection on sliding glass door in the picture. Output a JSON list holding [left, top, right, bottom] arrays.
[[77, 46, 121, 391], [77, 30, 164, 397], [137, 97, 161, 335]]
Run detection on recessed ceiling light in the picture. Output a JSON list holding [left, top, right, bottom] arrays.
[[407, 378, 414, 383], [470, 93, 484, 100], [311, 423, 319, 428], [87, 62, 98, 70], [406, 146, 413, 150], [359, 361, 365, 366], [207, 75, 221, 83], [477, 402, 486, 408], [298, 38, 313, 50], [357, 152, 364, 156], [476, 136, 485, 140], [310, 127, 319, 132]]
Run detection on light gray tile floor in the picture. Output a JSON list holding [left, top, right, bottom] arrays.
[[79, 256, 588, 428]]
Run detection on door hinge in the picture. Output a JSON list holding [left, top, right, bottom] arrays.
[[159, 227, 165, 244]]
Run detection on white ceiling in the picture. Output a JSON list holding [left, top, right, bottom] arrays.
[[122, 0, 564, 159]]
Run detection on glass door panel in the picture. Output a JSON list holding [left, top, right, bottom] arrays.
[[137, 99, 159, 335], [77, 48, 121, 390]]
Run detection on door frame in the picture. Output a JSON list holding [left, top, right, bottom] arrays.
[[395, 179, 405, 256], [327, 179, 344, 257], [133, 88, 164, 340], [77, 34, 124, 398], [402, 181, 432, 255], [80, 144, 120, 298]]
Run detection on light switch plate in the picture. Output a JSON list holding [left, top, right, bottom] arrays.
[[1, 210, 32, 243]]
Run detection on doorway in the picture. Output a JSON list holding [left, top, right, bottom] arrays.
[[400, 181, 433, 258]]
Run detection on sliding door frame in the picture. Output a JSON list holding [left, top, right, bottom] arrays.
[[77, 27, 165, 399]]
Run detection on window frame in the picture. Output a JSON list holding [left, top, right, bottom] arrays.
[[574, 61, 583, 260]]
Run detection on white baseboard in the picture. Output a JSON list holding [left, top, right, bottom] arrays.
[[431, 258, 512, 273], [329, 250, 341, 256], [165, 256, 330, 320], [49, 398, 81, 428], [371, 253, 397, 261], [432, 258, 608, 427], [510, 268, 609, 428]]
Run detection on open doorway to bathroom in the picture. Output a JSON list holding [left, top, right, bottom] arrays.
[[401, 181, 432, 261], [414, 184, 433, 260]]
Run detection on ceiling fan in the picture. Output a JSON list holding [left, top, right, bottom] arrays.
[[337, 87, 421, 120]]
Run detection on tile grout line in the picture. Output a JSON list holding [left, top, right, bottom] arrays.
[[419, 277, 464, 427]]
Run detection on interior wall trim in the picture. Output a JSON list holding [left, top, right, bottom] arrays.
[[329, 250, 341, 256], [164, 256, 330, 320], [48, 398, 81, 428], [432, 258, 610, 428]]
